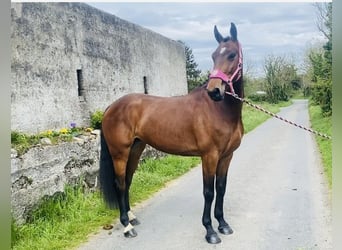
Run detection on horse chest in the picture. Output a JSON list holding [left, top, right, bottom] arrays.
[[219, 119, 243, 155]]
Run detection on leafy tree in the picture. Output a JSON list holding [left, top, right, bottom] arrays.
[[308, 46, 332, 116], [263, 55, 300, 103], [179, 41, 202, 92], [308, 2, 332, 116]]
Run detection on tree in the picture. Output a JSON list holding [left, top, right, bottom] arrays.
[[307, 46, 332, 116], [315, 3, 332, 42], [315, 2, 332, 80], [179, 41, 202, 92], [308, 2, 332, 116], [263, 55, 299, 103]]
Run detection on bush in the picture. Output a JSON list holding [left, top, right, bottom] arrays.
[[310, 80, 332, 116], [11, 131, 40, 155], [248, 93, 267, 102], [303, 85, 311, 97], [90, 110, 104, 129], [11, 131, 28, 145]]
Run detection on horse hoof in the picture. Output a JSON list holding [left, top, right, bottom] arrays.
[[124, 228, 137, 238], [130, 218, 140, 226], [205, 232, 221, 244], [218, 225, 233, 235]]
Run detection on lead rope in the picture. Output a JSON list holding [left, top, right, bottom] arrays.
[[225, 91, 332, 140]]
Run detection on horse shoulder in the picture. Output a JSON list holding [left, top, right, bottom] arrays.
[[226, 119, 244, 153]]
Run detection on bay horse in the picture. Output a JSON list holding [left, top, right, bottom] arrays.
[[100, 22, 243, 244]]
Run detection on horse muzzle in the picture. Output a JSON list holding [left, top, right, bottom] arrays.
[[207, 69, 228, 101], [207, 87, 224, 102]]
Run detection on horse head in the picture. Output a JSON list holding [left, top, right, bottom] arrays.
[[207, 22, 243, 101]]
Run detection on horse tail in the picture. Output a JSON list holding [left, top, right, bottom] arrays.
[[99, 130, 119, 209]]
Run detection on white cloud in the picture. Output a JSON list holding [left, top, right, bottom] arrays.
[[88, 2, 327, 77]]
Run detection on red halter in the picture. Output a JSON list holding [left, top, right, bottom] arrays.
[[209, 42, 242, 95]]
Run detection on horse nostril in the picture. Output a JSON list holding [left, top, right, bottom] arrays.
[[208, 88, 223, 101]]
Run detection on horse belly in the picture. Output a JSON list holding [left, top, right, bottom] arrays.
[[136, 113, 201, 156], [146, 137, 201, 156]]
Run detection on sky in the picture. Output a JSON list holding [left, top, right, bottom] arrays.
[[88, 2, 327, 77]]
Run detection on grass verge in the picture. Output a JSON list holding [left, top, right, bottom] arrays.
[[308, 104, 332, 187], [12, 100, 292, 250], [11, 156, 200, 250], [242, 100, 291, 133]]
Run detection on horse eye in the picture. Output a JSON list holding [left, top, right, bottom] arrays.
[[227, 53, 236, 61]]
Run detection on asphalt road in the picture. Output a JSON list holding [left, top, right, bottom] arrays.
[[78, 99, 331, 250]]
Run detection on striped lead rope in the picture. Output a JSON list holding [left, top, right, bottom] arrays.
[[226, 91, 332, 140]]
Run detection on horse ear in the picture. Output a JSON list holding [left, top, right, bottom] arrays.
[[214, 25, 223, 43], [230, 22, 237, 41]]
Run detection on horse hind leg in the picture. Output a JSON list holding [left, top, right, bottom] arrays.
[[125, 139, 146, 227], [100, 129, 136, 236], [111, 157, 138, 238]]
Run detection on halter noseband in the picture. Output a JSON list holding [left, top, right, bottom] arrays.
[[209, 42, 242, 95]]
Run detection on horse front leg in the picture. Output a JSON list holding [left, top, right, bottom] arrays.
[[201, 154, 221, 244], [214, 154, 234, 235]]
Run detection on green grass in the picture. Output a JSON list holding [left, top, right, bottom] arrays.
[[12, 185, 119, 250], [11, 128, 87, 156], [308, 104, 332, 187], [11, 156, 200, 250], [12, 99, 293, 250], [129, 156, 200, 204], [242, 100, 291, 133]]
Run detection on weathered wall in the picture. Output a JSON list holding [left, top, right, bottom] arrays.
[[11, 133, 100, 224], [11, 131, 166, 224], [11, 2, 187, 133]]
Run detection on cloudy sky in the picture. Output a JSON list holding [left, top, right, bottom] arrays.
[[88, 2, 327, 77]]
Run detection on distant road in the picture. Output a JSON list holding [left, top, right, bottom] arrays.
[[78, 99, 331, 250]]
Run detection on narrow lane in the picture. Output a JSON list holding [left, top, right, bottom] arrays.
[[78, 100, 331, 250]]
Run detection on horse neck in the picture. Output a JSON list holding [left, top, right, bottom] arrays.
[[194, 81, 243, 119], [223, 77, 244, 118]]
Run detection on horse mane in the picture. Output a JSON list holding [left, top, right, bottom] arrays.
[[189, 81, 209, 94]]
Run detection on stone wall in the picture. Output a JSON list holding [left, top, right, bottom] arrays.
[[11, 2, 187, 133], [11, 131, 166, 224], [11, 131, 99, 224]]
